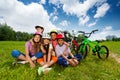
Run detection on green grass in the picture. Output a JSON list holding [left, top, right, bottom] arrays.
[[101, 41, 120, 54], [0, 41, 120, 80]]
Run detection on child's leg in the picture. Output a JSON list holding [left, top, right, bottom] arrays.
[[58, 56, 68, 67], [42, 56, 57, 69], [69, 59, 78, 67], [72, 59, 78, 65], [11, 50, 26, 60], [37, 58, 44, 66], [74, 54, 82, 62]]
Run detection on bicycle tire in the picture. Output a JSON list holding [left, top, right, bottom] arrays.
[[97, 45, 109, 60], [77, 44, 88, 59]]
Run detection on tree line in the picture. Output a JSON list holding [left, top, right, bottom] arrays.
[[0, 23, 120, 41], [0, 23, 33, 41]]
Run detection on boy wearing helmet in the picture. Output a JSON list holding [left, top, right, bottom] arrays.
[[37, 33, 57, 75], [50, 30, 69, 56], [55, 34, 82, 67], [11, 32, 45, 68]]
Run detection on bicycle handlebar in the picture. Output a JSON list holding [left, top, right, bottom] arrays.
[[78, 29, 98, 38]]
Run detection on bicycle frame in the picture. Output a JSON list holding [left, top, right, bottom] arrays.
[[81, 38, 100, 53]]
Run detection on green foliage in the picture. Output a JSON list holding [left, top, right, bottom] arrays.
[[0, 24, 32, 41], [0, 41, 120, 80], [0, 23, 15, 41]]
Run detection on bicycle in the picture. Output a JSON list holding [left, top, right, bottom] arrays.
[[76, 29, 109, 60], [62, 30, 83, 53]]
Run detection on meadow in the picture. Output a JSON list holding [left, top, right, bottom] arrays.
[[0, 41, 120, 80]]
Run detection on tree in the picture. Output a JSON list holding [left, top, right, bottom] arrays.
[[0, 23, 15, 41]]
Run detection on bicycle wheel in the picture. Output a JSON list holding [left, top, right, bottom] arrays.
[[77, 44, 88, 59], [97, 45, 109, 60], [87, 45, 90, 53]]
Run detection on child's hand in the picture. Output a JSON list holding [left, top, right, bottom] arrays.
[[63, 51, 67, 56], [73, 59, 78, 64], [30, 63, 35, 68]]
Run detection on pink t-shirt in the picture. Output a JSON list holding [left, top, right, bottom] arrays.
[[55, 44, 71, 57], [51, 40, 58, 49], [25, 41, 34, 55], [51, 39, 67, 49]]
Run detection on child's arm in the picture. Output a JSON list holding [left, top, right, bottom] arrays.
[[40, 45, 46, 63], [40, 44, 46, 54], [69, 52, 75, 59], [25, 47, 35, 68], [43, 54, 47, 63], [63, 42, 69, 55], [61, 54, 70, 62], [47, 44, 53, 62]]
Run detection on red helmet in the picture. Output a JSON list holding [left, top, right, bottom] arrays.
[[56, 34, 64, 39]]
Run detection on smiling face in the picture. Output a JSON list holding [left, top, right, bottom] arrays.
[[36, 28, 44, 33], [51, 33, 57, 40], [33, 34, 41, 43], [57, 38, 64, 46], [43, 38, 50, 45]]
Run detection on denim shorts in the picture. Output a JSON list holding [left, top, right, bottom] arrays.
[[57, 54, 82, 67], [11, 50, 43, 59]]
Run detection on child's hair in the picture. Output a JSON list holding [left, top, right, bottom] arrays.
[[43, 44, 49, 55]]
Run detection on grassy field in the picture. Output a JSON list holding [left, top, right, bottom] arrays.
[[0, 41, 120, 80]]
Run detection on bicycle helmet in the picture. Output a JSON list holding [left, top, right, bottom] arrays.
[[56, 34, 64, 39], [42, 33, 50, 39], [50, 29, 58, 35], [34, 32, 42, 37], [35, 25, 44, 29]]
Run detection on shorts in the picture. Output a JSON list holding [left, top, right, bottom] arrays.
[[57, 54, 82, 67], [57, 56, 68, 67], [11, 50, 43, 59], [37, 55, 58, 63]]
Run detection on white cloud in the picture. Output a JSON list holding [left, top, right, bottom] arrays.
[[59, 20, 69, 27], [50, 7, 58, 22], [49, 0, 108, 26], [0, 0, 57, 33], [94, 3, 110, 18], [116, 1, 120, 7], [52, 16, 58, 22], [89, 26, 120, 40], [49, 0, 61, 8], [79, 16, 90, 25], [103, 26, 112, 31], [39, 0, 46, 4], [88, 21, 97, 27]]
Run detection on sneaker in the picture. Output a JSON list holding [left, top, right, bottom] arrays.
[[43, 68, 52, 74], [38, 67, 43, 76], [12, 61, 17, 66], [17, 61, 26, 64]]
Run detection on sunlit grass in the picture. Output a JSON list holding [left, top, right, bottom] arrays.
[[0, 41, 120, 80]]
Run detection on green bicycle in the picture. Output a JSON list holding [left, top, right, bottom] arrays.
[[76, 30, 109, 60]]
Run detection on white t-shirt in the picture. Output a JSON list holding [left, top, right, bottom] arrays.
[[55, 44, 71, 57]]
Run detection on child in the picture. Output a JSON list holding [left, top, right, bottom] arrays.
[[30, 25, 44, 45], [35, 25, 44, 34], [50, 30, 69, 56], [11, 32, 45, 68], [55, 34, 82, 67], [37, 33, 57, 75]]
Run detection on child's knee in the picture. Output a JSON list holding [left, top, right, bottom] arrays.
[[52, 56, 58, 63], [11, 50, 21, 58], [58, 59, 68, 67]]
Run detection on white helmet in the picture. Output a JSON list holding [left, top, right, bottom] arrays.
[[42, 33, 50, 39]]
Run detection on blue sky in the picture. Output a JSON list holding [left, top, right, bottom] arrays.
[[0, 0, 120, 40]]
